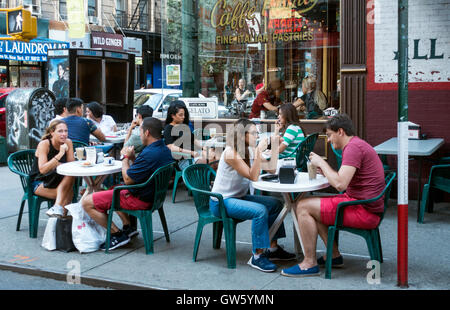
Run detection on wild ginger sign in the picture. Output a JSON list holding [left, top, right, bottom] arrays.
[[91, 32, 124, 51], [211, 0, 317, 45]]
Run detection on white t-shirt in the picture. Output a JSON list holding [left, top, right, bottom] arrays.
[[49, 114, 63, 125], [92, 115, 116, 136]]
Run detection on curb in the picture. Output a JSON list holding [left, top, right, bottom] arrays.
[[0, 262, 163, 290]]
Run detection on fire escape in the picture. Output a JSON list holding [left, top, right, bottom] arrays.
[[128, 0, 148, 31]]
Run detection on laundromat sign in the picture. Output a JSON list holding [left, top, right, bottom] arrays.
[[0, 40, 69, 62]]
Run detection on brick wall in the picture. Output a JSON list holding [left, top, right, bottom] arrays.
[[366, 0, 450, 199]]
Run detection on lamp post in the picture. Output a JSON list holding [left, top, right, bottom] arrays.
[[397, 0, 409, 288]]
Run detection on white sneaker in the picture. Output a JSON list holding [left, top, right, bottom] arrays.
[[46, 205, 64, 217]]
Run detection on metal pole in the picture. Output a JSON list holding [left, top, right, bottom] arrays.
[[397, 0, 409, 288]]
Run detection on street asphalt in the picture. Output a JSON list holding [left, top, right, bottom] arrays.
[[0, 164, 449, 291]]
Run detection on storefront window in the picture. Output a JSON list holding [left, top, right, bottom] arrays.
[[0, 66, 7, 87], [9, 66, 19, 87], [161, 0, 340, 119]]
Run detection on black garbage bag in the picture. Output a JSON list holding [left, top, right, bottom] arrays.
[[55, 217, 76, 252]]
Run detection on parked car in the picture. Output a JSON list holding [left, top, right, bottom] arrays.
[[134, 88, 183, 118], [0, 88, 16, 137], [134, 89, 228, 119]]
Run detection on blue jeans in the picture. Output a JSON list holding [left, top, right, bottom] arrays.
[[209, 195, 286, 254]]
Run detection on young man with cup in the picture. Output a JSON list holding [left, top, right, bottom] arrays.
[[81, 117, 174, 251], [281, 114, 386, 277], [122, 105, 154, 155]]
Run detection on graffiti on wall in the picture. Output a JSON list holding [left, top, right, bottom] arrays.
[[28, 90, 55, 147], [6, 89, 55, 152]]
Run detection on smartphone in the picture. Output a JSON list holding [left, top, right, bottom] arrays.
[[261, 174, 278, 182]]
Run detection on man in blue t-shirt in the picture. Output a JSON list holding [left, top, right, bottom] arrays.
[[82, 117, 174, 251], [63, 98, 105, 145]]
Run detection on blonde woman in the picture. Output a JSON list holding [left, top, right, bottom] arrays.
[[293, 76, 327, 119], [209, 118, 296, 272], [30, 120, 75, 217]]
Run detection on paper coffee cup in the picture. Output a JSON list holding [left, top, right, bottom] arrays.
[[307, 162, 317, 180]]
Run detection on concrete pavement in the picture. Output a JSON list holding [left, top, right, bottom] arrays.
[[0, 165, 449, 290]]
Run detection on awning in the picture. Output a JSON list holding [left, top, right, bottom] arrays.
[[0, 37, 69, 62]]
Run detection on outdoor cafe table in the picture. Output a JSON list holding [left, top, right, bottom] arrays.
[[91, 134, 127, 158], [252, 172, 330, 255], [57, 160, 122, 199], [374, 137, 444, 216]]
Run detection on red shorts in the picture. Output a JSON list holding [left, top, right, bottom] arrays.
[[92, 189, 151, 214], [320, 193, 381, 229]]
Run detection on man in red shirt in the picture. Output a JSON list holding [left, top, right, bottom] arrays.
[[249, 79, 283, 119], [281, 114, 386, 277]]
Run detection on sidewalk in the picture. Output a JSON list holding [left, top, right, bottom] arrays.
[[0, 165, 449, 290]]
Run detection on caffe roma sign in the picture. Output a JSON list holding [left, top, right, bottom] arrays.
[[210, 0, 318, 44]]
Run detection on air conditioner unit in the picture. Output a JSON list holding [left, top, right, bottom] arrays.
[[88, 16, 99, 25], [23, 4, 41, 16]]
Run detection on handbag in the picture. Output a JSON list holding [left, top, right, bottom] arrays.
[[65, 203, 106, 253], [41, 218, 58, 251], [55, 217, 77, 252]]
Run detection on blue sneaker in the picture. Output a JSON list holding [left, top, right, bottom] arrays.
[[281, 264, 320, 277], [247, 254, 277, 273]]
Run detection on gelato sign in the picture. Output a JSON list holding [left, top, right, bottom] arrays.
[[0, 40, 69, 62]]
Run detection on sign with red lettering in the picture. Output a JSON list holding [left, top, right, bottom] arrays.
[[90, 32, 123, 51]]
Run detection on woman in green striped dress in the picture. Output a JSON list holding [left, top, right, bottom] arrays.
[[275, 103, 305, 158]]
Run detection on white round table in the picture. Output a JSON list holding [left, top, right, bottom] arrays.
[[252, 172, 329, 255], [104, 135, 126, 144], [57, 160, 122, 199]]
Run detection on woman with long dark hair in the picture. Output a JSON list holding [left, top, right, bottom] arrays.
[[210, 118, 296, 272], [30, 120, 75, 217], [274, 103, 306, 158], [163, 101, 214, 169], [85, 101, 117, 135]]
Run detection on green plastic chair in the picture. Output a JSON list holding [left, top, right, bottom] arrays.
[[324, 171, 396, 279], [295, 133, 319, 172], [105, 162, 175, 254], [171, 151, 194, 203], [8, 149, 55, 238], [331, 143, 342, 170], [182, 164, 244, 269], [418, 157, 450, 223], [71, 140, 88, 149]]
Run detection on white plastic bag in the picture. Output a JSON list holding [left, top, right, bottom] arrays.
[[41, 217, 58, 251], [65, 203, 106, 253]]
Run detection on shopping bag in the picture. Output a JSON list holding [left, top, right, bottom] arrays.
[[65, 203, 106, 253], [41, 217, 58, 251], [55, 216, 76, 252]]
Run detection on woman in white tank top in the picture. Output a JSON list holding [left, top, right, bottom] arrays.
[[210, 119, 296, 272]]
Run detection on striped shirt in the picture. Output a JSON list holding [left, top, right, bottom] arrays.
[[280, 124, 305, 158]]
